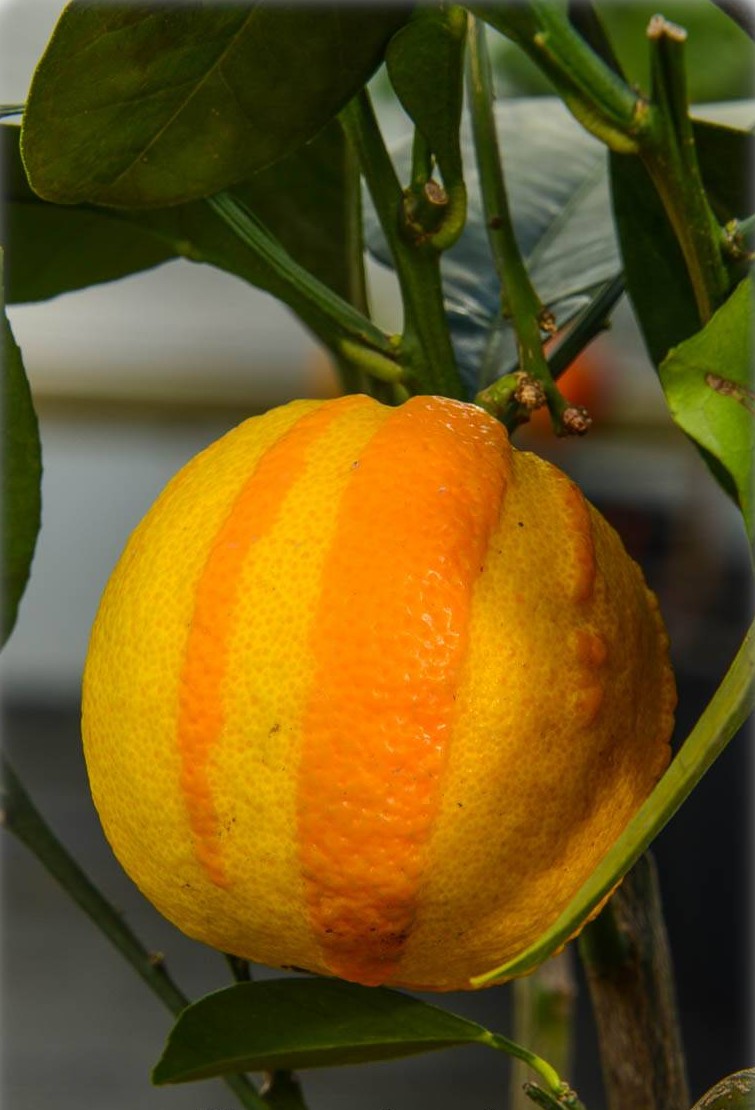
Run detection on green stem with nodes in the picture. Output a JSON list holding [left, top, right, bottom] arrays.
[[474, 6, 729, 331], [473, 618, 755, 987], [469, 2, 644, 153], [1, 759, 270, 1110], [339, 90, 465, 400], [467, 18, 582, 435], [639, 16, 731, 322], [206, 193, 400, 395]]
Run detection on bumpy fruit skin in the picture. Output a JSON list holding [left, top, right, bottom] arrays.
[[82, 395, 675, 991]]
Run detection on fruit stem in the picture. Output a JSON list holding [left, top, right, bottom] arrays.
[[472, 618, 755, 986], [579, 853, 690, 1109], [0, 758, 270, 1110], [339, 89, 466, 400], [466, 17, 575, 435]]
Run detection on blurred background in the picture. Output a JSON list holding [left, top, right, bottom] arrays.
[[1, 2, 752, 1108]]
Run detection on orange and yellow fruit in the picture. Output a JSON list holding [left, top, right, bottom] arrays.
[[82, 394, 675, 990]]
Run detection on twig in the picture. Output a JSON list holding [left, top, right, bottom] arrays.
[[579, 853, 689, 1109], [467, 17, 582, 435]]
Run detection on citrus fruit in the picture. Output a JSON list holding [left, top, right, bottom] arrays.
[[82, 394, 675, 991]]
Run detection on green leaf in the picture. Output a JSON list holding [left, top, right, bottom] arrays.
[[4, 119, 360, 305], [152, 978, 495, 1085], [473, 620, 755, 987], [659, 275, 754, 537], [691, 1068, 755, 1110], [610, 112, 755, 366], [22, 3, 409, 208], [386, 6, 467, 185], [3, 124, 173, 303], [1, 261, 42, 645]]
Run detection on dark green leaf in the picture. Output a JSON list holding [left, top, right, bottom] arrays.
[[691, 1068, 755, 1109], [659, 275, 753, 536], [610, 111, 755, 366], [5, 119, 360, 305], [3, 124, 174, 303], [2, 264, 42, 645], [386, 6, 467, 184], [22, 3, 409, 207], [152, 978, 493, 1085]]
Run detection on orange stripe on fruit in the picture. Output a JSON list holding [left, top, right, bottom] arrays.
[[298, 397, 511, 985], [176, 396, 369, 886], [559, 479, 596, 603]]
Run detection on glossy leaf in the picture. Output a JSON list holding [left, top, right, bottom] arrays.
[[1, 267, 42, 645], [21, 3, 408, 207], [691, 1068, 755, 1110], [152, 978, 494, 1085], [365, 97, 622, 396], [610, 109, 755, 367], [386, 6, 467, 185], [659, 275, 753, 537], [4, 119, 360, 305]]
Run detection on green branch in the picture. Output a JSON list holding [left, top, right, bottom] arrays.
[[470, 2, 644, 152], [339, 90, 465, 399], [473, 6, 729, 331], [1, 758, 269, 1110], [639, 16, 730, 322], [467, 19, 591, 436]]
